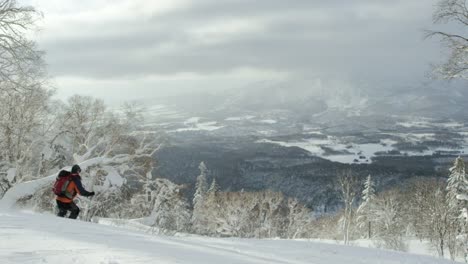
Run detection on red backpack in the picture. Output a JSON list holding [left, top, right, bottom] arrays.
[[52, 170, 72, 196]]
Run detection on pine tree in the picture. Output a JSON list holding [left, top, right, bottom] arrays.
[[447, 157, 466, 214], [357, 175, 376, 239], [204, 178, 220, 233], [362, 175, 376, 205], [446, 157, 468, 260], [193, 162, 208, 205], [208, 178, 219, 195], [206, 178, 219, 209], [192, 161, 209, 234]]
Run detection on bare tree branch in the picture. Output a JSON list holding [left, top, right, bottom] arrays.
[[428, 0, 468, 80]]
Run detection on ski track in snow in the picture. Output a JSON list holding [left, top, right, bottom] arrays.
[[0, 211, 459, 264]]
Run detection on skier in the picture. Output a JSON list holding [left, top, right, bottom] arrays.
[[55, 164, 95, 219]]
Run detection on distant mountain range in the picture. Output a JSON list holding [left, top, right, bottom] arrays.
[[147, 80, 468, 124]]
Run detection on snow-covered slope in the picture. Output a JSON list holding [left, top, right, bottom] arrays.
[[0, 211, 458, 264]]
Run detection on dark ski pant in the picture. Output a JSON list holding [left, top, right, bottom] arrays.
[[56, 200, 80, 219]]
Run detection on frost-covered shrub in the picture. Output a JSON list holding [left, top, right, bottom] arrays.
[[192, 188, 313, 239]]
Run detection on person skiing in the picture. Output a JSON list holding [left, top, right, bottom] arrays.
[[55, 164, 95, 219]]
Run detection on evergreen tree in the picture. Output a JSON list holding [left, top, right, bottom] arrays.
[[192, 161, 209, 233], [362, 175, 376, 205], [193, 161, 208, 205], [447, 157, 466, 214], [446, 157, 468, 260], [203, 178, 220, 233], [208, 178, 219, 195], [206, 177, 219, 210], [357, 175, 376, 238]]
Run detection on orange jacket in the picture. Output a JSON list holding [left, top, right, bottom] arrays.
[[56, 173, 93, 203]]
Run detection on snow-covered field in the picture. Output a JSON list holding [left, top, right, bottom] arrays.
[[174, 120, 224, 132], [0, 210, 458, 264], [258, 133, 468, 164]]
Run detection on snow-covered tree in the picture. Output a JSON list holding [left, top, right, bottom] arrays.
[[215, 192, 253, 237], [147, 178, 190, 234], [431, 187, 451, 258], [372, 190, 407, 252], [58, 95, 106, 162], [0, 0, 51, 188], [404, 178, 451, 258], [286, 197, 312, 239], [192, 161, 209, 234], [357, 175, 376, 239], [212, 191, 283, 238], [208, 178, 219, 195], [121, 102, 144, 131], [251, 191, 287, 238], [206, 178, 219, 214], [202, 178, 220, 232], [447, 157, 468, 260], [1, 111, 163, 216], [338, 170, 360, 245], [446, 157, 468, 260], [0, 1, 43, 82], [194, 162, 208, 202], [447, 157, 466, 214]]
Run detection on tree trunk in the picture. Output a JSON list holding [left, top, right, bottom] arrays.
[[368, 221, 371, 239]]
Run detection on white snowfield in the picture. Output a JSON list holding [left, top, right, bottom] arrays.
[[0, 211, 458, 264]]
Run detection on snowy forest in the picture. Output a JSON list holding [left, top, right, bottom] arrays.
[[0, 0, 467, 263]]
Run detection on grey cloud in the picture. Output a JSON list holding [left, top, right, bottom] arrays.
[[39, 0, 443, 86]]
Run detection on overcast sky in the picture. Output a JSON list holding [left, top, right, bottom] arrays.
[[22, 0, 451, 105]]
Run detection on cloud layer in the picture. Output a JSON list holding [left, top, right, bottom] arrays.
[[23, 0, 448, 103]]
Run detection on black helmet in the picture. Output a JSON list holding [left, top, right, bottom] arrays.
[[71, 164, 81, 174]]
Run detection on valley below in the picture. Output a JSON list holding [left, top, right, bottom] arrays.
[[139, 94, 468, 212]]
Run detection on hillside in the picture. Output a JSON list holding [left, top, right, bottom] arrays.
[[0, 210, 458, 264]]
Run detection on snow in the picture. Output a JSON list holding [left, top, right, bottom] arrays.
[[457, 194, 468, 201], [442, 122, 464, 128], [140, 121, 169, 128], [384, 132, 436, 142], [102, 166, 124, 188], [397, 121, 431, 128], [0, 210, 457, 264], [225, 115, 256, 121], [146, 104, 166, 111], [403, 146, 468, 156], [173, 121, 224, 132], [258, 130, 277, 136], [143, 104, 183, 120], [184, 117, 201, 124], [257, 132, 468, 164], [0, 175, 55, 210], [257, 138, 394, 164], [325, 143, 394, 164], [411, 133, 436, 139], [396, 119, 464, 129], [309, 238, 449, 259], [305, 130, 324, 135], [6, 168, 16, 183], [259, 119, 277, 124]]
